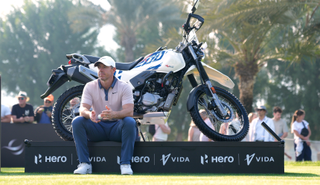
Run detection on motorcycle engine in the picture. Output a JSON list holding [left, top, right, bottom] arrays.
[[141, 92, 161, 106], [133, 75, 177, 113]]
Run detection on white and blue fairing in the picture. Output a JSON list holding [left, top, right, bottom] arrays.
[[114, 50, 185, 90]]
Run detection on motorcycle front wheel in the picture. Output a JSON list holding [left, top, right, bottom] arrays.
[[52, 85, 84, 141], [189, 85, 249, 141]]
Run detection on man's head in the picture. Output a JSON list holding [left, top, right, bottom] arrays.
[[16, 91, 29, 106], [199, 109, 208, 120], [256, 105, 267, 118], [273, 106, 282, 121], [94, 56, 116, 81], [70, 97, 80, 108], [44, 94, 54, 107]]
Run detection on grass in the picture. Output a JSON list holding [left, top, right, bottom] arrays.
[[0, 162, 319, 185]]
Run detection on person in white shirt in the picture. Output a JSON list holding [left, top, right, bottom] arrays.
[[199, 109, 214, 141], [249, 105, 275, 142], [1, 104, 11, 123], [242, 112, 257, 141], [152, 122, 171, 141], [291, 109, 311, 161]]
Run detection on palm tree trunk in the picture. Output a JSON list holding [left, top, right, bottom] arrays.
[[122, 29, 136, 62], [235, 62, 259, 113], [124, 45, 135, 62], [238, 74, 255, 113]]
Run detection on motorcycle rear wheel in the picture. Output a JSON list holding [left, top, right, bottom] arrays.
[[52, 85, 84, 141], [189, 85, 249, 141]]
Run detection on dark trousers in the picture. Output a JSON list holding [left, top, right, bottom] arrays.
[[294, 142, 312, 161], [72, 116, 138, 165]]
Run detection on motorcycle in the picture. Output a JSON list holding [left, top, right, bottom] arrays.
[[41, 0, 249, 141]]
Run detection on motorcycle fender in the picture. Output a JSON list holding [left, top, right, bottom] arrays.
[[185, 62, 235, 89], [40, 68, 69, 99], [186, 84, 211, 111]]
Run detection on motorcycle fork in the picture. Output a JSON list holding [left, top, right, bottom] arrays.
[[195, 60, 228, 117]]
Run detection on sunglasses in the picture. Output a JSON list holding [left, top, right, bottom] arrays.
[[45, 100, 52, 103], [18, 97, 25, 100]]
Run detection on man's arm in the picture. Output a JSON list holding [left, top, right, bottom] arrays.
[[1, 115, 11, 123], [80, 103, 93, 119], [281, 132, 288, 139], [188, 127, 194, 141], [159, 124, 171, 134], [12, 115, 24, 123]]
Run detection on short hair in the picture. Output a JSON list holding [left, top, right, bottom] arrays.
[[273, 106, 282, 113]]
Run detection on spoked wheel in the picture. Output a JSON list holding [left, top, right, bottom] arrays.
[[189, 85, 249, 141], [52, 85, 84, 141]]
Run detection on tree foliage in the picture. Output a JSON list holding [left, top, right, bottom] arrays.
[[68, 0, 184, 62], [0, 0, 105, 106], [200, 0, 320, 112], [259, 59, 320, 140]]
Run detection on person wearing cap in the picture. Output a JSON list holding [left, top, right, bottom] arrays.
[[72, 56, 137, 175], [248, 105, 275, 142], [34, 94, 54, 124], [11, 91, 34, 123]]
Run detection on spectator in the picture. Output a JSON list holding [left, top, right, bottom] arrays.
[[1, 104, 11, 123], [272, 106, 291, 159], [11, 91, 34, 123], [72, 56, 137, 175], [34, 94, 54, 124], [188, 120, 201, 141], [272, 107, 289, 140], [152, 122, 171, 141], [248, 105, 275, 142], [219, 122, 228, 135], [70, 97, 80, 109], [227, 116, 241, 135], [291, 109, 312, 161], [199, 109, 214, 141], [248, 112, 257, 123], [243, 112, 257, 141]]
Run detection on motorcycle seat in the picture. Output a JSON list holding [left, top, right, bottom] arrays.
[[84, 55, 144, 71], [116, 57, 144, 70]]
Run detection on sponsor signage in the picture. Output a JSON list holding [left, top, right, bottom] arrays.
[[25, 141, 284, 173], [1, 123, 62, 167]]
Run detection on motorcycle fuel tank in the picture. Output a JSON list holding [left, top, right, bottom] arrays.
[[114, 50, 185, 89]]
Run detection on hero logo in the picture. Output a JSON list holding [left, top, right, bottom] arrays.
[[161, 153, 190, 166], [201, 154, 234, 165], [245, 153, 275, 166], [134, 51, 167, 68], [117, 155, 150, 164], [34, 154, 67, 164]]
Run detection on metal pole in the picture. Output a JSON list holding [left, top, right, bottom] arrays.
[[261, 121, 284, 144]]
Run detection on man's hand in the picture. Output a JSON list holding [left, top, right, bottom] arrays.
[[22, 117, 29, 123], [37, 108, 44, 114], [101, 106, 114, 120], [46, 111, 52, 118], [90, 111, 100, 123]]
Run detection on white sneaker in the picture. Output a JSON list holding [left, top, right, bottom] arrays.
[[120, 164, 133, 175], [74, 163, 92, 174]]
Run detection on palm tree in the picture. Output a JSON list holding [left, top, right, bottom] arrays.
[[69, 0, 183, 62], [200, 0, 320, 112]]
